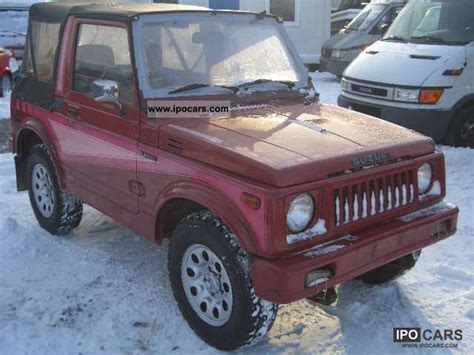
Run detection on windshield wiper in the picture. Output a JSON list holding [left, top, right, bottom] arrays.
[[238, 79, 296, 90], [382, 35, 407, 42], [409, 36, 448, 44], [168, 83, 238, 94]]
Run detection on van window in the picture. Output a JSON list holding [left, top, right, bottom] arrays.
[[269, 0, 296, 22], [73, 24, 134, 103], [385, 0, 474, 45], [30, 21, 61, 83]]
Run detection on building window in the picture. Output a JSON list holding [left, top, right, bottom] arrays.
[[269, 0, 296, 22]]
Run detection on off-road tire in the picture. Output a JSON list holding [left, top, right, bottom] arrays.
[[446, 106, 474, 148], [0, 73, 12, 98], [168, 211, 278, 351], [27, 144, 83, 234], [359, 250, 421, 284]]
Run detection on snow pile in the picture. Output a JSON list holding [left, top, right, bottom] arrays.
[[0, 73, 473, 353]]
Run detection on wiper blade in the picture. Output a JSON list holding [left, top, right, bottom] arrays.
[[382, 35, 407, 42], [409, 36, 447, 44], [238, 79, 296, 90], [168, 83, 237, 94]]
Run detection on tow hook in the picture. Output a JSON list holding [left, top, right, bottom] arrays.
[[307, 287, 337, 306]]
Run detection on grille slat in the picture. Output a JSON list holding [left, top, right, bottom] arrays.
[[332, 169, 416, 227]]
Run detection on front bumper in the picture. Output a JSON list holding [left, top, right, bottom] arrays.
[[338, 94, 453, 141], [320, 57, 350, 77], [251, 202, 458, 304]]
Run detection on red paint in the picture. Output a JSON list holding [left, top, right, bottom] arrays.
[[10, 8, 459, 303]]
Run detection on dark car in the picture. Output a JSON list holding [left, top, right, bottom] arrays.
[[322, 0, 406, 77]]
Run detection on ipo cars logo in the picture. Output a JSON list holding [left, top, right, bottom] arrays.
[[393, 327, 463, 348]]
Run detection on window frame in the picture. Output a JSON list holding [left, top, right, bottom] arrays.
[[70, 19, 139, 108], [266, 0, 300, 27]]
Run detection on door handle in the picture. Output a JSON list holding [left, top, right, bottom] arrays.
[[67, 105, 80, 118]]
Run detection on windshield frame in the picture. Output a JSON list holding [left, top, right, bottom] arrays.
[[132, 12, 307, 98], [345, 3, 388, 32]]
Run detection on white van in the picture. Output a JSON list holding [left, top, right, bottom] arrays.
[[338, 0, 474, 147]]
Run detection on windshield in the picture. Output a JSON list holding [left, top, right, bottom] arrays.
[[134, 13, 304, 97], [346, 4, 385, 31], [384, 0, 474, 45]]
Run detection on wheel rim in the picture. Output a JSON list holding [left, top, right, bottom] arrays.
[[181, 244, 233, 327], [2, 75, 11, 96], [460, 117, 474, 148], [31, 163, 55, 218]]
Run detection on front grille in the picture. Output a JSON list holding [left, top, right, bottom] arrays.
[[351, 84, 388, 97], [333, 169, 416, 227]]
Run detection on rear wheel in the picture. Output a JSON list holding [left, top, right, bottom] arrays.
[[359, 250, 421, 284], [27, 144, 83, 234], [446, 106, 474, 148], [168, 211, 278, 351], [0, 73, 12, 97]]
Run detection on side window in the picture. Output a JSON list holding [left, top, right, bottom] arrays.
[[30, 21, 61, 83], [73, 24, 134, 104], [269, 0, 296, 23]]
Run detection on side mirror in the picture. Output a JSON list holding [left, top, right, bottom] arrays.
[[377, 23, 390, 35], [92, 79, 125, 117]]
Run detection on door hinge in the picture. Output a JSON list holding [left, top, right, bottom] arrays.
[[128, 180, 146, 197]]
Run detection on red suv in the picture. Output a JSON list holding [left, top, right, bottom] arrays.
[[10, 3, 458, 351]]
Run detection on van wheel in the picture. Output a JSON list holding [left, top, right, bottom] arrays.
[[168, 211, 278, 351], [446, 106, 474, 148], [359, 250, 421, 284], [0, 73, 12, 97], [27, 144, 83, 234]]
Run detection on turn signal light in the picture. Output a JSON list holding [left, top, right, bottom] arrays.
[[419, 89, 444, 104], [241, 192, 261, 209]]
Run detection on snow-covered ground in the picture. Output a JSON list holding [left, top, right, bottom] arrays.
[[0, 97, 9, 120], [0, 72, 473, 354]]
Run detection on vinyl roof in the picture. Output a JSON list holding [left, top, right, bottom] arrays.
[[29, 2, 271, 23]]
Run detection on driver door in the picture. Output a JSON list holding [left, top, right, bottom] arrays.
[[63, 20, 140, 214]]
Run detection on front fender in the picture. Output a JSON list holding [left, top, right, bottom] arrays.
[[156, 180, 261, 255]]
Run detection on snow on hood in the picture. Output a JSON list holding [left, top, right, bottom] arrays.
[[344, 40, 467, 86], [158, 103, 434, 187]]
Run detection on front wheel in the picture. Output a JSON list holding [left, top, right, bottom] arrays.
[[168, 211, 278, 351], [359, 250, 422, 284], [446, 106, 474, 148]]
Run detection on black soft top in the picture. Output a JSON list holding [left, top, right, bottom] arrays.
[[29, 2, 271, 23]]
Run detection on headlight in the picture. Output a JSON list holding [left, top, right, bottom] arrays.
[[286, 193, 314, 233], [332, 49, 345, 59], [394, 88, 420, 103], [394, 88, 444, 104], [341, 78, 351, 91], [417, 163, 432, 194]]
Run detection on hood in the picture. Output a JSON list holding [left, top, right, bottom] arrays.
[[158, 104, 434, 187], [344, 41, 467, 86], [323, 31, 375, 50]]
